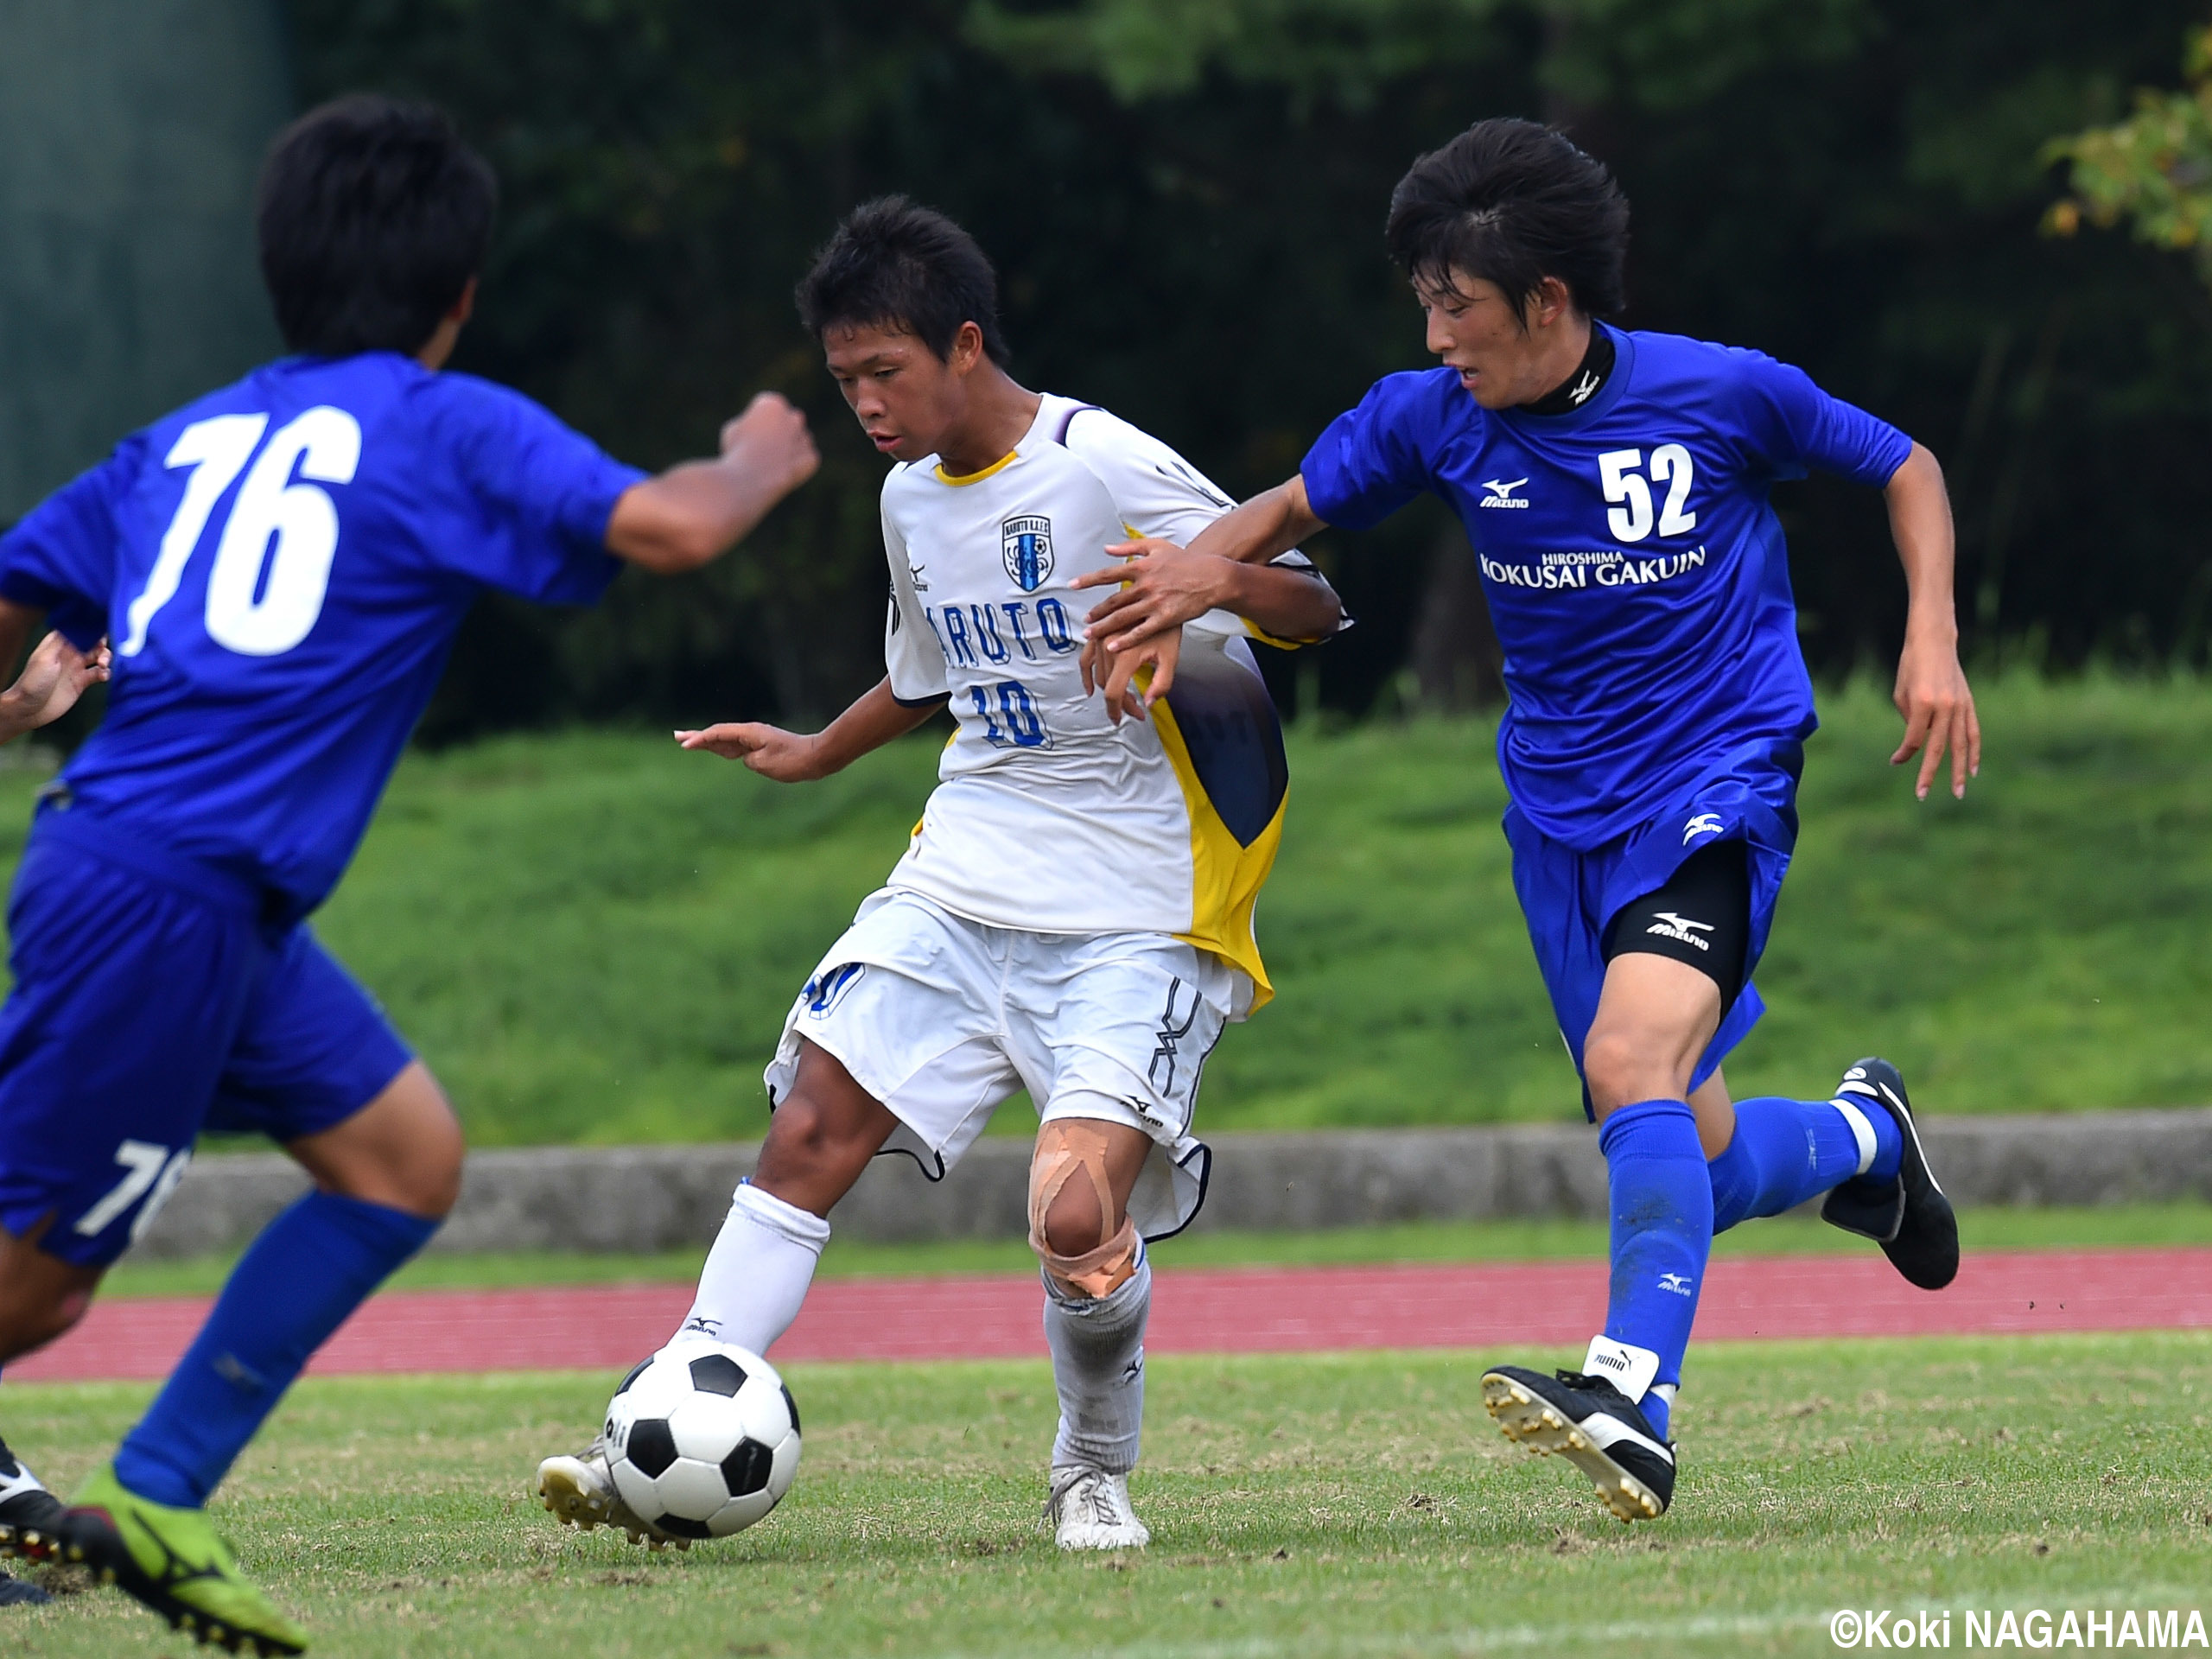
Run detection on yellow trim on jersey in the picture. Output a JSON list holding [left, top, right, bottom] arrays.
[[1243, 616, 1319, 651], [1147, 700, 1285, 1011], [935, 449, 1020, 486]]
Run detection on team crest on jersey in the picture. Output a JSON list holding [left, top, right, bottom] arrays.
[[1001, 515, 1054, 592]]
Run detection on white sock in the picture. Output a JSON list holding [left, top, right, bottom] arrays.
[[667, 1182, 830, 1357], [1043, 1252, 1151, 1475]]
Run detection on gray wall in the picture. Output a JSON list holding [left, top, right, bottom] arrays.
[[0, 0, 288, 519]]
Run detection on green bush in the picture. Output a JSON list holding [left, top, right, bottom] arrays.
[[4, 673, 2207, 1145]]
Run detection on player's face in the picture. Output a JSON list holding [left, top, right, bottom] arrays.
[[823, 322, 970, 462], [1414, 270, 1551, 410]]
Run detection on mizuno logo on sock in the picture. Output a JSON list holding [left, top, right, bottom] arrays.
[[1657, 1273, 1695, 1296]]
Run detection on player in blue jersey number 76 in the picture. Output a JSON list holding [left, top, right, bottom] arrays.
[[0, 96, 817, 1649], [1077, 118, 1978, 1524]]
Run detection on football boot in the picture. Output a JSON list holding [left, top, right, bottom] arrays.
[[55, 1464, 308, 1654], [1821, 1058, 1960, 1290], [535, 1436, 689, 1551], [0, 1437, 67, 1563], [1482, 1365, 1675, 1522], [1045, 1465, 1150, 1550]]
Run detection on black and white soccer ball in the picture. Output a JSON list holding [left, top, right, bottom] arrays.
[[604, 1343, 801, 1539]]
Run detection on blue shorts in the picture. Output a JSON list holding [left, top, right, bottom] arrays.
[[0, 810, 413, 1266], [1506, 740, 1802, 1118]]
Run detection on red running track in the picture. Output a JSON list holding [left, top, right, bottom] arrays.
[[12, 1248, 2209, 1383]]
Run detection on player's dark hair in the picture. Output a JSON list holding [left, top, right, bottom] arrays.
[[1386, 118, 1629, 323], [796, 196, 1012, 365], [257, 94, 498, 357]]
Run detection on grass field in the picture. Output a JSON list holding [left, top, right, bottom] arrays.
[[4, 1334, 2208, 1657], [4, 674, 2211, 1145]]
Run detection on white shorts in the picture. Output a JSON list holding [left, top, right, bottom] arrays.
[[766, 888, 1240, 1239]]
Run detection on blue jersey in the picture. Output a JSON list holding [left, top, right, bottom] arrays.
[[1301, 326, 1911, 849], [0, 352, 643, 916]]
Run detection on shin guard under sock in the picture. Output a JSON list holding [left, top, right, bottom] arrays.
[[670, 1182, 830, 1357], [1043, 1252, 1151, 1474], [1596, 1098, 1713, 1440], [1709, 1095, 1904, 1234], [114, 1192, 437, 1508]]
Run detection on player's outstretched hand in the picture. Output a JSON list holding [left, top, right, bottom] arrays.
[[1082, 627, 1182, 725], [0, 631, 111, 738], [675, 721, 823, 782], [1890, 632, 1980, 800], [719, 392, 821, 499], [1073, 538, 1231, 654]]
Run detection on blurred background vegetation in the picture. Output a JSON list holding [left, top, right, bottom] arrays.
[[264, 0, 2212, 736], [6, 3, 2210, 734], [8, 4, 2212, 1138]]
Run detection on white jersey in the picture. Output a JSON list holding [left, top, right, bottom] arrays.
[[880, 393, 1344, 1009]]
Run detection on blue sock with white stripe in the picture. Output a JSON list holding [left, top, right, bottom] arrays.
[[1708, 1095, 1903, 1234], [113, 1192, 438, 1508], [1593, 1097, 1713, 1441]]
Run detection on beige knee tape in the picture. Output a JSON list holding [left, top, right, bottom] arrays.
[[1030, 1123, 1140, 1298]]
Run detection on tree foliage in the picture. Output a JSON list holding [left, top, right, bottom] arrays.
[[2045, 26, 2212, 287], [283, 0, 2212, 740]]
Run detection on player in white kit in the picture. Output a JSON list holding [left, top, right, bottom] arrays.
[[536, 198, 1346, 1549]]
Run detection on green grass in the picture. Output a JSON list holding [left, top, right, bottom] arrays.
[[5, 673, 2212, 1144], [4, 1336, 2209, 1656], [94, 1202, 2212, 1300]]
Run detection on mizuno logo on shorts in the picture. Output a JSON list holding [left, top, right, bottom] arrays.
[[1682, 813, 1725, 843], [1644, 912, 1714, 950], [1147, 978, 1200, 1095]]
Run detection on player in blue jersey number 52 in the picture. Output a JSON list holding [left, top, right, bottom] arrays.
[[1077, 118, 1978, 1524], [0, 96, 817, 1649]]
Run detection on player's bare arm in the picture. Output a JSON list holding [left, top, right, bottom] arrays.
[[0, 599, 110, 742], [676, 676, 940, 782], [606, 391, 821, 573], [1077, 476, 1327, 658], [1884, 442, 1980, 800]]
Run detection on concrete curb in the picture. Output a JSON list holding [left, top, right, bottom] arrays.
[[132, 1109, 2212, 1261]]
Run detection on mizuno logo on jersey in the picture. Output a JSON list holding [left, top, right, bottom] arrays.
[[1644, 912, 1714, 950], [1001, 514, 1054, 592], [1681, 813, 1725, 843], [1479, 477, 1530, 509], [1567, 370, 1601, 405]]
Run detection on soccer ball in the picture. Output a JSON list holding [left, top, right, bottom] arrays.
[[603, 1342, 802, 1540]]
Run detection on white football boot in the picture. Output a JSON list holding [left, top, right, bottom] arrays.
[[1046, 1465, 1151, 1550], [0, 1437, 65, 1563], [535, 1436, 689, 1551]]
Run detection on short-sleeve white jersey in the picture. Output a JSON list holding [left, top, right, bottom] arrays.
[[877, 394, 1344, 1011]]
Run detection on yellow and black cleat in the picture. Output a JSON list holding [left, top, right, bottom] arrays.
[[57, 1465, 308, 1654]]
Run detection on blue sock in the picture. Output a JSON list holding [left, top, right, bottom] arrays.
[[114, 1192, 438, 1508], [1596, 1098, 1713, 1440], [1708, 1095, 1904, 1234]]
